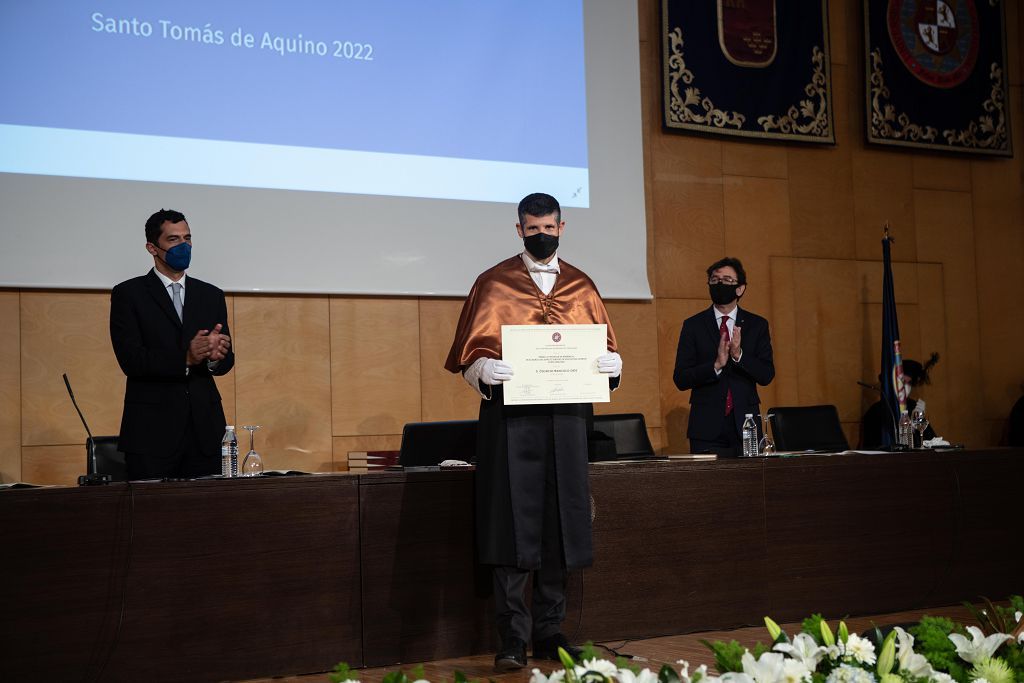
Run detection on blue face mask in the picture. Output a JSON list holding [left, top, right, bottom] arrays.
[[159, 242, 192, 271]]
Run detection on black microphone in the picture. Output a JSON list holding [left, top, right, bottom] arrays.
[[63, 373, 102, 478], [857, 380, 881, 394]]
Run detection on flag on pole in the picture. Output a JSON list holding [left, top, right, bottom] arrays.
[[879, 230, 907, 447]]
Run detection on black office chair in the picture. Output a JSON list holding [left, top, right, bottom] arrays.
[[768, 405, 849, 452], [590, 413, 656, 460], [398, 420, 477, 467], [86, 436, 127, 481]]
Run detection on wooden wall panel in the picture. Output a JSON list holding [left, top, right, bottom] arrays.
[[652, 176, 726, 299], [2, 0, 1022, 481], [723, 176, 791, 315], [21, 445, 82, 486], [787, 65, 856, 259], [971, 94, 1024, 432], [418, 299, 479, 423], [829, 0, 852, 66], [914, 190, 986, 447], [722, 144, 788, 180], [0, 293, 20, 483], [20, 292, 123, 446], [234, 296, 332, 473], [788, 260, 864, 420], [330, 298, 421, 436], [768, 258, 799, 408], [912, 157, 972, 192], [852, 149, 916, 262], [213, 295, 237, 429], [657, 298, 714, 453], [599, 301, 660, 424]]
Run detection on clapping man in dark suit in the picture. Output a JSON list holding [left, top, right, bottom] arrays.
[[673, 257, 774, 456], [109, 209, 234, 479]]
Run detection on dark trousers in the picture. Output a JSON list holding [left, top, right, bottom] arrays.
[[125, 408, 219, 480], [491, 429, 567, 644], [690, 411, 742, 458]]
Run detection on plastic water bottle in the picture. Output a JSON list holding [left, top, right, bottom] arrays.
[[221, 426, 238, 477], [898, 412, 913, 448], [741, 414, 758, 457]]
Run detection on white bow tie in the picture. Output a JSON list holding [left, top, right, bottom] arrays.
[[528, 264, 560, 274]]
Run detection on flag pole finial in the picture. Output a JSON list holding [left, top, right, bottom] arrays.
[[883, 221, 894, 242]]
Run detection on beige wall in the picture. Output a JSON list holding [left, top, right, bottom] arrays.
[[2, 0, 1022, 485]]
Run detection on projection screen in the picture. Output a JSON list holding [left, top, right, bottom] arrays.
[[0, 1, 650, 299]]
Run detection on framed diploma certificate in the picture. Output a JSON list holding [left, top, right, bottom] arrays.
[[500, 324, 610, 405]]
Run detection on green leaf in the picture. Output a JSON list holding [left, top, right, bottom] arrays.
[[578, 642, 601, 663], [453, 671, 467, 683], [802, 614, 826, 645], [701, 639, 746, 673], [658, 663, 682, 683], [327, 662, 357, 683]]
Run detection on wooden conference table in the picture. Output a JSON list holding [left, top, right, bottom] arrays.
[[1, 448, 1021, 682]]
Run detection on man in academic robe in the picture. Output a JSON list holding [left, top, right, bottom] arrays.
[[673, 257, 774, 457], [109, 209, 234, 480], [445, 193, 622, 672]]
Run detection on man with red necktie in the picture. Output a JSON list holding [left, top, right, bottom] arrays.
[[673, 257, 774, 457]]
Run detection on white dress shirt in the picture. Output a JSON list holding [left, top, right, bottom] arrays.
[[153, 268, 186, 305], [714, 306, 742, 374], [521, 251, 559, 296]]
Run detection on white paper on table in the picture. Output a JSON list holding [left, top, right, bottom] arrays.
[[500, 323, 609, 405]]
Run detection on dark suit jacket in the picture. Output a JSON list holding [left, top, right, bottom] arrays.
[[109, 270, 234, 458], [673, 306, 775, 440]]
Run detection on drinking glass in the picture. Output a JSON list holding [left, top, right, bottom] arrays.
[[241, 425, 264, 476], [910, 409, 929, 448], [758, 413, 776, 456]]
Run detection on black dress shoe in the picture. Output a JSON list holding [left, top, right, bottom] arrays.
[[532, 632, 583, 662], [494, 636, 528, 672]]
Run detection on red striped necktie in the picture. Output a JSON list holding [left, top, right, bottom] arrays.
[[719, 316, 733, 415]]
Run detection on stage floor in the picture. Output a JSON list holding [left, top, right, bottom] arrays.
[[239, 604, 977, 683]]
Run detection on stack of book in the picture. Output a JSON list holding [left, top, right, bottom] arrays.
[[346, 450, 400, 472]]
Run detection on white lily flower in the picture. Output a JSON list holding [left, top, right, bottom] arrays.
[[948, 626, 1011, 663], [775, 633, 828, 670], [616, 668, 660, 683], [719, 672, 755, 683], [892, 627, 934, 679], [577, 658, 618, 678], [1015, 611, 1022, 624], [932, 673, 955, 683], [844, 634, 877, 666], [780, 658, 812, 683], [684, 663, 711, 683], [740, 651, 786, 683], [530, 668, 566, 683]]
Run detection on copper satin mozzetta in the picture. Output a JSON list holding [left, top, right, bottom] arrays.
[[445, 256, 618, 372]]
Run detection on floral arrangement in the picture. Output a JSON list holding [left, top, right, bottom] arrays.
[[327, 597, 1024, 683]]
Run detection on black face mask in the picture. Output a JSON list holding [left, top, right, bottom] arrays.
[[709, 282, 741, 305], [524, 233, 559, 260]]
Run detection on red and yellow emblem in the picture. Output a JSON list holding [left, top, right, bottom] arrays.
[[717, 0, 777, 68]]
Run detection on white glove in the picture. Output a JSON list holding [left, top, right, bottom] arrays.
[[597, 352, 622, 378], [480, 358, 514, 385]]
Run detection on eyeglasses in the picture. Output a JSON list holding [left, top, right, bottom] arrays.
[[708, 277, 739, 285]]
